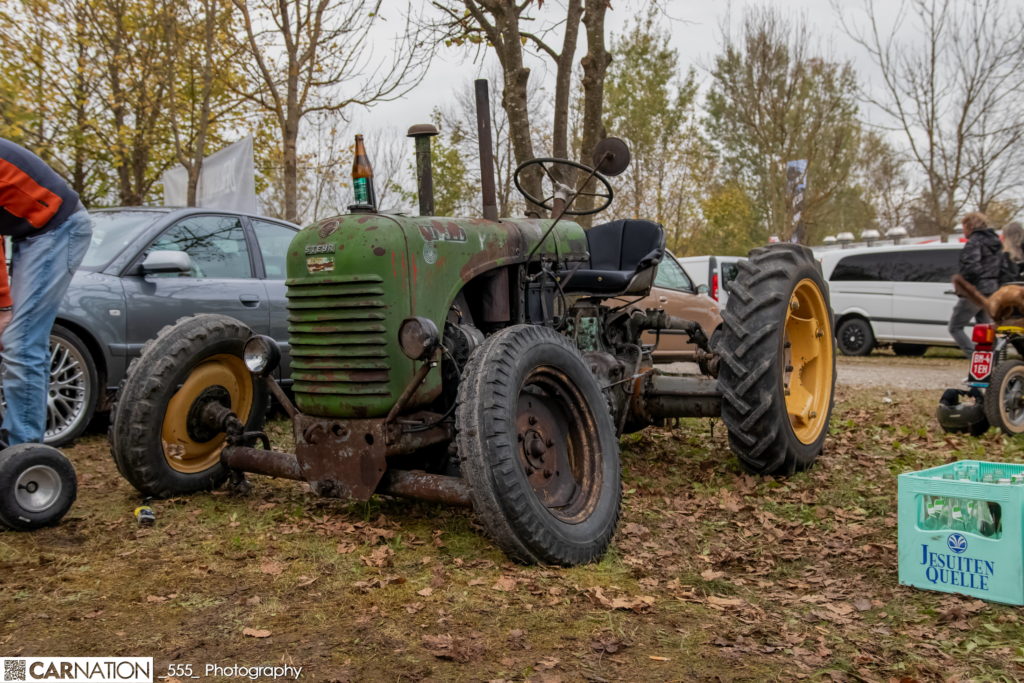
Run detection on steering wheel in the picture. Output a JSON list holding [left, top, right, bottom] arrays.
[[513, 158, 614, 216]]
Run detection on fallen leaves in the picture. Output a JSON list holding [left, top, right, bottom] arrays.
[[586, 587, 655, 613], [242, 628, 271, 639], [589, 633, 627, 655], [491, 576, 517, 592], [259, 560, 284, 576], [705, 595, 745, 610], [421, 633, 484, 663], [360, 545, 394, 568]]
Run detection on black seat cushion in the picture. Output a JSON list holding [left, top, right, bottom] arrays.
[[564, 219, 665, 294]]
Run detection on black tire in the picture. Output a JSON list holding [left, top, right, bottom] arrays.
[[0, 444, 77, 530], [109, 314, 268, 498], [0, 325, 98, 447], [892, 343, 928, 357], [455, 325, 620, 565], [718, 244, 837, 475], [984, 360, 1024, 435], [836, 317, 875, 356]]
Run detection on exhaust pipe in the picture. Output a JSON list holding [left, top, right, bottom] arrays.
[[407, 124, 439, 216], [475, 79, 499, 221]]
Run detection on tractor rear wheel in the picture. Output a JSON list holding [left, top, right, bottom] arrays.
[[456, 325, 620, 565], [110, 315, 268, 498], [718, 244, 836, 475]]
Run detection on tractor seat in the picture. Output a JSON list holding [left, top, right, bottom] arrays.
[[563, 219, 665, 295]]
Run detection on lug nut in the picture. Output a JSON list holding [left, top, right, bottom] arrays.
[[543, 469, 553, 478], [528, 416, 538, 426]]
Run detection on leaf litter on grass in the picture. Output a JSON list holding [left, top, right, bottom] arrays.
[[1, 386, 1023, 680]]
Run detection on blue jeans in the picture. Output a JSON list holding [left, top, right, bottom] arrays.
[[2, 209, 93, 444]]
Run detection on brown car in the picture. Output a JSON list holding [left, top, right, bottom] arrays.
[[619, 253, 722, 361]]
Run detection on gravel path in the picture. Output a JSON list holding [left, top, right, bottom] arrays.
[[836, 357, 964, 390], [660, 356, 967, 390]]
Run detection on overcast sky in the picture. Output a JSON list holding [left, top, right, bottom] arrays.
[[354, 0, 905, 141]]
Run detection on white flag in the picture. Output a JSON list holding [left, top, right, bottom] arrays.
[[161, 136, 257, 213]]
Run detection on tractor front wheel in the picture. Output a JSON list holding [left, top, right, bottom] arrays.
[[456, 325, 620, 565], [717, 244, 836, 475], [109, 315, 268, 498]]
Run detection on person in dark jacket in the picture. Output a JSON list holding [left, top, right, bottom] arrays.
[[998, 221, 1024, 285], [949, 212, 1001, 356], [0, 138, 92, 444]]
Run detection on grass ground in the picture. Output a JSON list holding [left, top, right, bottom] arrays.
[[2, 377, 1024, 681]]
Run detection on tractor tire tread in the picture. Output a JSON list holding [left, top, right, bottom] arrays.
[[455, 324, 620, 566], [716, 245, 836, 476]]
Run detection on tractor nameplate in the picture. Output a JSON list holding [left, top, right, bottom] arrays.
[[306, 256, 334, 273], [305, 243, 336, 255]]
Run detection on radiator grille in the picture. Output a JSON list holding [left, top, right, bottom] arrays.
[[286, 274, 390, 397]]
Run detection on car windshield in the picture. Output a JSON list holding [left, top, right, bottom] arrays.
[[79, 210, 164, 271]]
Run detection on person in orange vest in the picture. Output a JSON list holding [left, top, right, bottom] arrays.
[[0, 138, 92, 445]]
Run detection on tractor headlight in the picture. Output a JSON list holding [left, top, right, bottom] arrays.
[[243, 335, 281, 376], [398, 316, 440, 361]]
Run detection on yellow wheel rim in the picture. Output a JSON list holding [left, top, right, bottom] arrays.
[[161, 354, 254, 474], [784, 279, 833, 444]]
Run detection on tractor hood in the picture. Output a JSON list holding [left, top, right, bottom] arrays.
[[286, 213, 587, 418]]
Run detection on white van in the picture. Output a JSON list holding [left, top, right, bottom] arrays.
[[818, 243, 965, 355], [675, 255, 745, 307]]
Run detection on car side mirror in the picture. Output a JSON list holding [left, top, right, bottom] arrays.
[[697, 284, 709, 295], [141, 250, 192, 274]]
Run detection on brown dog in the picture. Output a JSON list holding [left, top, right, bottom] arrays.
[[952, 273, 1024, 324]]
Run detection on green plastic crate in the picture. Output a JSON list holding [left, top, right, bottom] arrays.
[[898, 460, 1024, 605]]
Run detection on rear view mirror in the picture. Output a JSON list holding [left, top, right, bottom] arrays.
[[142, 250, 192, 274], [592, 137, 630, 177]]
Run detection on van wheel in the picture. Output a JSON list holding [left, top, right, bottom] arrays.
[[836, 317, 874, 356], [892, 343, 927, 357]]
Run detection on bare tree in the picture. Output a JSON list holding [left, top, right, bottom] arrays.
[[837, 0, 1024, 230], [167, 0, 246, 206], [432, 1, 611, 215], [231, 0, 430, 222]]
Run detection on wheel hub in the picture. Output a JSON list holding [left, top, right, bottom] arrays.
[[15, 464, 62, 513], [185, 385, 232, 443], [784, 279, 833, 444], [161, 354, 254, 474], [517, 391, 576, 509]]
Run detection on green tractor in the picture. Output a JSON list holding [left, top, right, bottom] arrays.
[[110, 82, 836, 565]]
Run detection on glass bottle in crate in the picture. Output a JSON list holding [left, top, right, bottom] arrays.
[[950, 499, 969, 532]]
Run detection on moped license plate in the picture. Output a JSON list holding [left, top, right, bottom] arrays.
[[970, 351, 993, 381]]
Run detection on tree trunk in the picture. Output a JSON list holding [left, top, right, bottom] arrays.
[[552, 1, 583, 162], [283, 114, 299, 223], [577, 0, 611, 223]]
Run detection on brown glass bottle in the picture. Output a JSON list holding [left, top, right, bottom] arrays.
[[352, 134, 376, 208]]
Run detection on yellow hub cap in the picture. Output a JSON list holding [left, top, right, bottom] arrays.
[[784, 279, 833, 444], [161, 354, 254, 474]]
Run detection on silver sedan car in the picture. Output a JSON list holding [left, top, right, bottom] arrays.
[[2, 207, 300, 445]]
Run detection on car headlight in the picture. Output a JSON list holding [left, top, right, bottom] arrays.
[[398, 316, 439, 361], [243, 335, 281, 376]]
